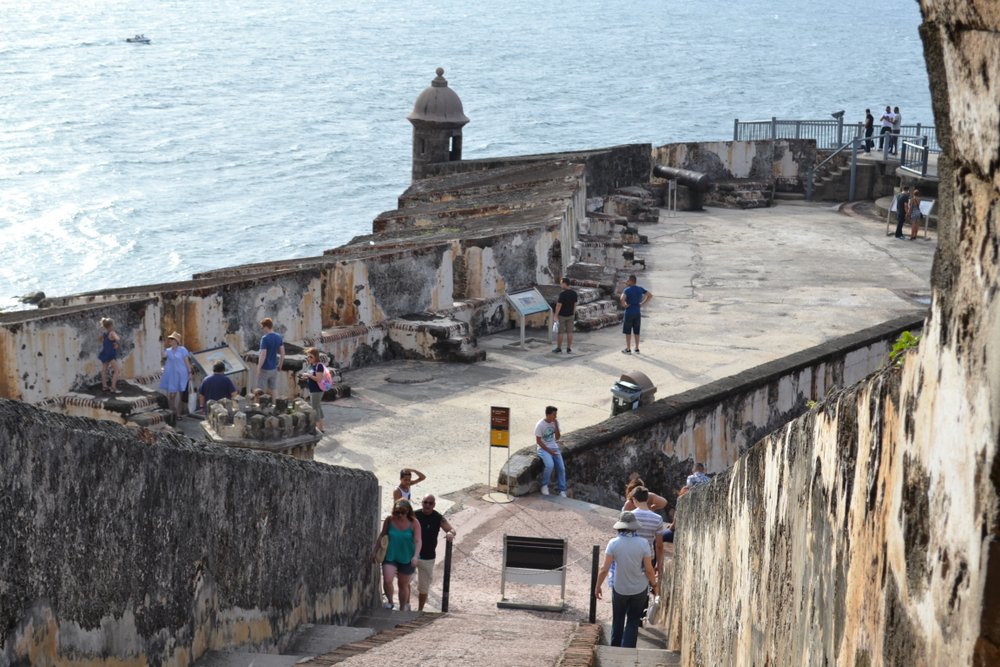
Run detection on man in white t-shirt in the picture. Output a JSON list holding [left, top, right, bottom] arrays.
[[534, 405, 566, 497], [889, 106, 902, 155], [878, 105, 895, 151]]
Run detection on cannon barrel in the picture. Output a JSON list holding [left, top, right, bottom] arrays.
[[653, 165, 713, 192]]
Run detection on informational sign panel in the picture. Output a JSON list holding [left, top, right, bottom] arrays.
[[490, 406, 510, 447], [506, 288, 551, 317]]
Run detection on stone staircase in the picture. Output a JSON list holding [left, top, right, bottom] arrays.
[[594, 621, 681, 666], [38, 381, 178, 430], [708, 180, 773, 209], [594, 646, 681, 666], [193, 608, 435, 667]]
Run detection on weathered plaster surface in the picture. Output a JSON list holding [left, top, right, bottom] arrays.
[[0, 399, 379, 666], [0, 300, 160, 402], [653, 139, 816, 190]]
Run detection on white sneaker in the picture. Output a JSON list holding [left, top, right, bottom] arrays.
[[383, 601, 394, 610], [559, 491, 567, 497], [401, 603, 411, 611], [540, 485, 550, 495]]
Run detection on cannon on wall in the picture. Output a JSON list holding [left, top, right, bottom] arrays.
[[653, 165, 713, 211]]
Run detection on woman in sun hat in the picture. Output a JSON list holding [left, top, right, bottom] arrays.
[[159, 331, 193, 420], [594, 511, 657, 648]]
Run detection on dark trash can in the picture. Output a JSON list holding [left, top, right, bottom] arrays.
[[610, 370, 656, 416]]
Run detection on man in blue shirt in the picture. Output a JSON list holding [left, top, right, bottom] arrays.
[[619, 275, 652, 354], [199, 361, 238, 410], [256, 317, 285, 396]]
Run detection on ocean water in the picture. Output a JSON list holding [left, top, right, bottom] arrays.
[[0, 0, 933, 311]]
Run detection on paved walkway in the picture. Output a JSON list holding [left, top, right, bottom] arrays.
[[314, 201, 934, 514]]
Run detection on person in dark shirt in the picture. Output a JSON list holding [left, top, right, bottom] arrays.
[[198, 361, 238, 410], [552, 277, 579, 354], [414, 494, 456, 611], [863, 108, 875, 152], [893, 186, 911, 239]]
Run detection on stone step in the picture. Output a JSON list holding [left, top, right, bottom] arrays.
[[194, 652, 306, 667], [594, 646, 681, 666], [773, 191, 806, 201], [285, 623, 375, 654], [575, 299, 619, 320], [351, 608, 422, 632], [576, 310, 624, 333]]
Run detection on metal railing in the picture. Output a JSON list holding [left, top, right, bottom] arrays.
[[734, 117, 940, 153], [899, 138, 931, 177], [806, 134, 932, 201]]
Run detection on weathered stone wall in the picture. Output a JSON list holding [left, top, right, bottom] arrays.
[[0, 398, 379, 666], [423, 144, 652, 197], [0, 299, 162, 402], [663, 3, 999, 663], [500, 314, 924, 508], [652, 139, 816, 191]]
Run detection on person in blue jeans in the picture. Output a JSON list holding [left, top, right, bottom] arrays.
[[595, 511, 657, 648], [619, 274, 652, 354], [534, 405, 566, 496]]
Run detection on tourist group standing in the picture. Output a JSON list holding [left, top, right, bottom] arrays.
[[92, 313, 334, 431]]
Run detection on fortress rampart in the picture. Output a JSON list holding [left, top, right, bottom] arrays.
[[500, 313, 925, 506]]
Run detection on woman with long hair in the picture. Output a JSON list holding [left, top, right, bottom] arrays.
[[372, 498, 421, 611], [300, 347, 327, 433]]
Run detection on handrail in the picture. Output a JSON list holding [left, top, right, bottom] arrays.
[[806, 137, 858, 201]]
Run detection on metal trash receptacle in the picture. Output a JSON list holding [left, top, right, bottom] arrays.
[[611, 380, 643, 416], [610, 370, 657, 416]]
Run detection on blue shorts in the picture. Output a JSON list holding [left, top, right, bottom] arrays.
[[382, 560, 415, 575], [622, 313, 641, 335]]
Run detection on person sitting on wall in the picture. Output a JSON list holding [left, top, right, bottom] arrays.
[[199, 361, 238, 411]]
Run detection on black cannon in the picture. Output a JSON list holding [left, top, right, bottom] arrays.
[[653, 165, 713, 211]]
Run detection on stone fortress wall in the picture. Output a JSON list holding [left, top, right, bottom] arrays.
[[659, 2, 999, 664], [500, 314, 926, 507], [0, 398, 380, 666]]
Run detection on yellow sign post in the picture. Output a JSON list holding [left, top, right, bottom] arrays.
[[485, 406, 514, 503], [490, 406, 510, 447]]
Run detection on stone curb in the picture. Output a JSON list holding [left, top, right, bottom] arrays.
[[557, 623, 602, 667], [298, 612, 445, 665]]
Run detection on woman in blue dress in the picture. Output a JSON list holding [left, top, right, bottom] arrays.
[[160, 331, 193, 420], [97, 317, 121, 394]]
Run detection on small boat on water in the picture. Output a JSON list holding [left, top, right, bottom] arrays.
[[125, 34, 150, 44]]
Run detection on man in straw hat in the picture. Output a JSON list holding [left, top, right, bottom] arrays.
[[594, 511, 657, 648]]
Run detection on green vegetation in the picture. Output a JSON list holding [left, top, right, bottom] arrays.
[[890, 331, 921, 366]]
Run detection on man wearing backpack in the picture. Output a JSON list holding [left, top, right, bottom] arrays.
[[301, 347, 330, 433]]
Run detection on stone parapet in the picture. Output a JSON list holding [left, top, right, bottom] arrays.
[[499, 312, 925, 507], [0, 398, 379, 666]]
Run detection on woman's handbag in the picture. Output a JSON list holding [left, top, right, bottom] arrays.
[[375, 534, 388, 563], [187, 380, 198, 415]]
